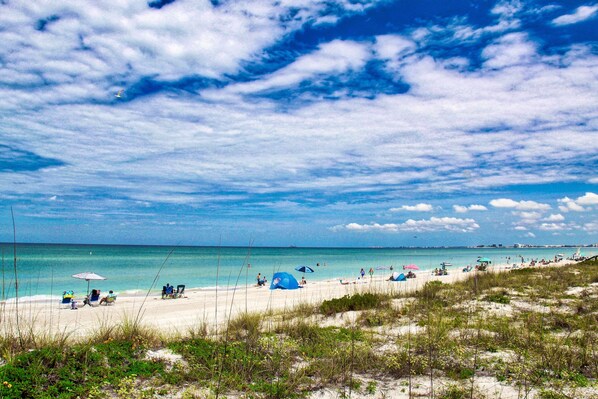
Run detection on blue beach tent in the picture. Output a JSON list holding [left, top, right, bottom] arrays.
[[270, 272, 300, 290], [390, 272, 407, 282]]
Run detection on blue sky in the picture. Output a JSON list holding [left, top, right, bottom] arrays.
[[1, 0, 597, 247]]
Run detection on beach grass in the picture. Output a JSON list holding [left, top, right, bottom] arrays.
[[0, 259, 596, 398]]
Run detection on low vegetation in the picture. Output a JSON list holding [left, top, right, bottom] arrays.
[[0, 259, 596, 398]]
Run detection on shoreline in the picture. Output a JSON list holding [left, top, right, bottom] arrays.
[[0, 259, 578, 339], [1, 255, 584, 304]]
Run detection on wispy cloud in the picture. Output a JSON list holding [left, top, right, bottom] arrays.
[[1, 0, 597, 245], [552, 4, 598, 26]]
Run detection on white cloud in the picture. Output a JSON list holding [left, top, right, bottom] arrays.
[[343, 222, 399, 232], [482, 32, 537, 69], [453, 205, 468, 213], [525, 232, 536, 238], [490, 198, 550, 211], [453, 204, 488, 213], [539, 222, 570, 231], [221, 39, 371, 95], [545, 213, 565, 222], [516, 211, 542, 221], [514, 225, 527, 231], [558, 196, 586, 212], [576, 192, 598, 206], [374, 35, 415, 60], [419, 0, 522, 44], [0, 1, 597, 247], [373, 34, 416, 72], [557, 192, 598, 214], [583, 222, 598, 232], [401, 217, 479, 232], [334, 216, 479, 233], [391, 203, 434, 212], [552, 5, 598, 26]]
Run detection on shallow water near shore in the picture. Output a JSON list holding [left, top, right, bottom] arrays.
[[0, 243, 592, 301]]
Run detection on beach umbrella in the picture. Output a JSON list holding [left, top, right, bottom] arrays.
[[294, 265, 315, 273], [72, 271, 106, 294], [403, 264, 419, 270], [477, 257, 492, 263]]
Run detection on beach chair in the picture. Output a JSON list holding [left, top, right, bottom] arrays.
[[59, 290, 74, 309], [165, 285, 174, 298], [101, 292, 117, 306], [86, 289, 101, 307], [175, 284, 185, 298]]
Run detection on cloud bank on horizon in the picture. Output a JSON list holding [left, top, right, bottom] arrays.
[[0, 0, 596, 247]]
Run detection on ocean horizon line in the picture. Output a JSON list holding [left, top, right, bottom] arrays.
[[0, 241, 595, 250]]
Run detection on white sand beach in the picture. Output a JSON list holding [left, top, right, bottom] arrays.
[[0, 260, 575, 339]]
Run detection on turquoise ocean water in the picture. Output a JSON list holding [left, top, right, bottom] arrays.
[[0, 244, 593, 301]]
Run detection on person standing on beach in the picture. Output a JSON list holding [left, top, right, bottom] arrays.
[[360, 268, 365, 279], [368, 267, 374, 278]]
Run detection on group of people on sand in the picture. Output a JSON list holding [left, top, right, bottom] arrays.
[[256, 273, 268, 286], [65, 289, 116, 309], [161, 283, 185, 299], [359, 267, 376, 279]]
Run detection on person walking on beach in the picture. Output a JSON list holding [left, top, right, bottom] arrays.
[[360, 268, 365, 279], [368, 267, 374, 278]]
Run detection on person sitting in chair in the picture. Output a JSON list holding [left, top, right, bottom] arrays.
[[84, 289, 100, 306], [162, 283, 174, 299], [100, 290, 116, 305]]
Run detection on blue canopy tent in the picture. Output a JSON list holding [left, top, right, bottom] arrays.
[[389, 272, 406, 282], [270, 272, 300, 290]]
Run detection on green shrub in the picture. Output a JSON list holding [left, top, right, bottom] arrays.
[[538, 390, 568, 399], [320, 293, 386, 315], [366, 380, 377, 394], [358, 310, 385, 327], [437, 383, 469, 399], [484, 292, 510, 304]]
